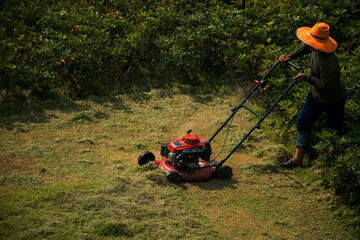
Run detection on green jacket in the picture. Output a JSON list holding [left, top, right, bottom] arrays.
[[288, 44, 346, 103]]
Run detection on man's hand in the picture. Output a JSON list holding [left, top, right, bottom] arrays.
[[293, 72, 306, 83], [279, 55, 290, 63]]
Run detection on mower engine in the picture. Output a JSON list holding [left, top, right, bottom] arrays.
[[161, 131, 211, 171]]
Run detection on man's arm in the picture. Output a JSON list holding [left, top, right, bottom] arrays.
[[287, 44, 311, 61], [279, 44, 311, 63]]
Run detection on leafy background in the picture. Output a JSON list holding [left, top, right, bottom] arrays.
[[1, 0, 359, 226]]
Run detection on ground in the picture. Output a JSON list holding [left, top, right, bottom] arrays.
[[0, 88, 357, 239]]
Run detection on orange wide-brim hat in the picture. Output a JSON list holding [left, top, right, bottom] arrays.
[[296, 22, 338, 53]]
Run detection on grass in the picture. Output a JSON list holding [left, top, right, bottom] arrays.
[[0, 86, 359, 239]]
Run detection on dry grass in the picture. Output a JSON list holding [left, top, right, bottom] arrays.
[[0, 87, 358, 239]]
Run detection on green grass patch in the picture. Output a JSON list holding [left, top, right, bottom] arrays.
[[0, 89, 358, 239]]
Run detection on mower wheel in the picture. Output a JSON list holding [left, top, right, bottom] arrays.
[[165, 171, 181, 185], [215, 165, 233, 180], [138, 151, 155, 166]]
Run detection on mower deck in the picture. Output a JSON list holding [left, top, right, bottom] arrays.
[[153, 158, 216, 183]]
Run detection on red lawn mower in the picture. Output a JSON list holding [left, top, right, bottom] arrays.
[[138, 61, 303, 184]]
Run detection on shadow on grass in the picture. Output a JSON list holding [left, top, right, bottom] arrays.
[[87, 95, 133, 113], [0, 96, 132, 130], [0, 98, 78, 130], [191, 178, 240, 190], [241, 163, 305, 189]]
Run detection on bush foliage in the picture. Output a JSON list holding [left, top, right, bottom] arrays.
[[1, 0, 359, 218]]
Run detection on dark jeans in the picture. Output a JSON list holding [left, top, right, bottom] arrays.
[[295, 92, 346, 148]]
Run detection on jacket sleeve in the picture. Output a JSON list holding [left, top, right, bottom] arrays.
[[287, 44, 311, 60]]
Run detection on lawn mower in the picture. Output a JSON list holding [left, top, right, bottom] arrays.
[[138, 61, 303, 184]]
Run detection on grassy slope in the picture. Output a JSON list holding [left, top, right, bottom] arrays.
[[0, 87, 357, 239]]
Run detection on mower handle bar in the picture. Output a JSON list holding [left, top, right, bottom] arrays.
[[209, 60, 302, 167], [257, 61, 303, 87]]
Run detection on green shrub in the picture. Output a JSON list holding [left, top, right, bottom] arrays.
[[314, 130, 360, 205], [2, 0, 358, 99]]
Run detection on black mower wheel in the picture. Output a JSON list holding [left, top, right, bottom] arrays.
[[215, 165, 233, 180], [165, 171, 182, 185], [138, 151, 155, 166]]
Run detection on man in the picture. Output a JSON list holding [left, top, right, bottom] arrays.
[[278, 22, 346, 168]]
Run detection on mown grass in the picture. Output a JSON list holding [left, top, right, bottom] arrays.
[[0, 86, 358, 239]]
